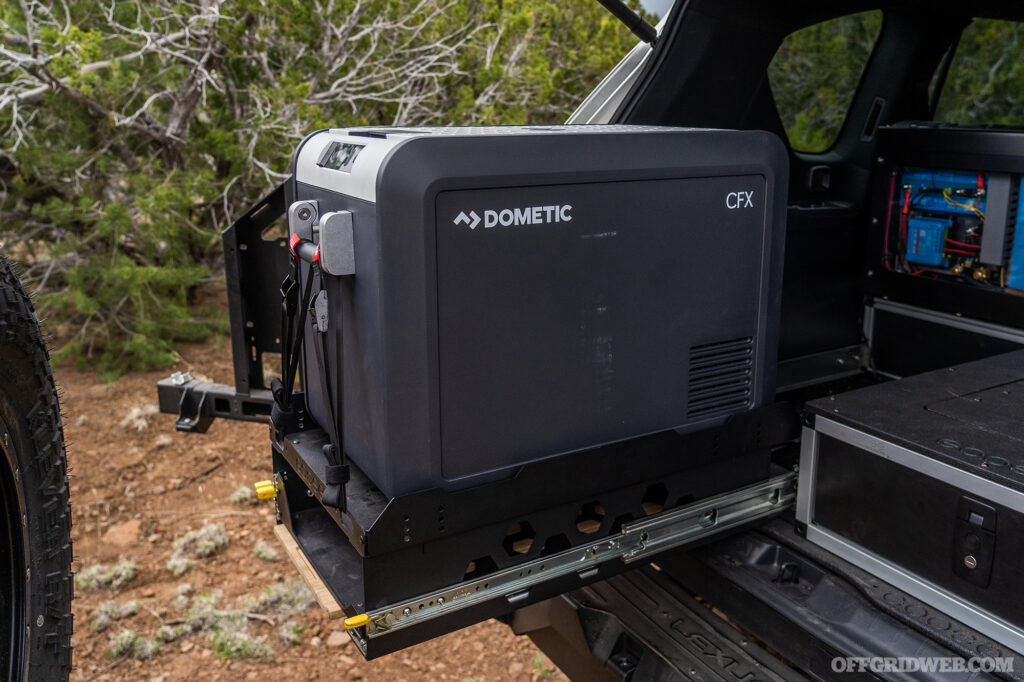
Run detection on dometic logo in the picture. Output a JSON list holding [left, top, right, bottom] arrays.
[[453, 211, 482, 229], [453, 205, 572, 230]]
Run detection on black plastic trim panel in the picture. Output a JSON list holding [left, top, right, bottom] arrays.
[[659, 519, 1024, 681], [563, 566, 804, 680]]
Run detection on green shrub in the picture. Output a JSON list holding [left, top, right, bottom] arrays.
[[0, 0, 644, 377], [107, 629, 138, 658], [210, 628, 274, 660], [167, 523, 229, 576], [247, 578, 315, 616], [278, 620, 305, 645], [107, 629, 158, 659], [229, 485, 253, 505], [76, 558, 136, 591], [252, 538, 279, 562], [91, 600, 139, 632]]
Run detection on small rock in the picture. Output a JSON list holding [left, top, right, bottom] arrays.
[[338, 654, 356, 666], [181, 641, 194, 653], [142, 589, 156, 598], [325, 630, 348, 648], [103, 519, 142, 547], [509, 662, 525, 676], [147, 533, 160, 543], [310, 636, 323, 648]]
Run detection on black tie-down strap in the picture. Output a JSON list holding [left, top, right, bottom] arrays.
[[275, 236, 350, 510], [321, 452, 350, 510], [269, 269, 312, 434]]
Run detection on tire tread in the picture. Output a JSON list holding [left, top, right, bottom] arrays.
[[0, 256, 73, 679]]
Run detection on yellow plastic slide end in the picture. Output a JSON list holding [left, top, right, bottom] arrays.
[[344, 614, 371, 630], [254, 480, 277, 500]]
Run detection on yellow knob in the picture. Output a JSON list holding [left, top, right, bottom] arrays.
[[254, 480, 277, 500], [343, 613, 371, 630]]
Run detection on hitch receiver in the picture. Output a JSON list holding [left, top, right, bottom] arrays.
[[157, 372, 273, 433]]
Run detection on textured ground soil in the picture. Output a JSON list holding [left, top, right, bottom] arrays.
[[60, 337, 569, 682]]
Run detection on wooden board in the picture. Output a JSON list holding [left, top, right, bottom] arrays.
[[273, 523, 344, 620]]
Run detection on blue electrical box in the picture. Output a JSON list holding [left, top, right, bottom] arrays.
[[905, 216, 951, 266], [901, 167, 982, 192], [899, 168, 987, 218]]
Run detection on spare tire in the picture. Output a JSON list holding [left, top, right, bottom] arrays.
[[0, 256, 72, 682]]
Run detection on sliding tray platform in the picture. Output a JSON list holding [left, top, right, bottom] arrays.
[[268, 402, 798, 658], [156, 170, 800, 657]]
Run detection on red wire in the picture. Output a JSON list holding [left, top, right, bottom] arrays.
[[945, 248, 977, 255], [883, 173, 897, 265], [945, 239, 980, 248], [900, 188, 911, 245]]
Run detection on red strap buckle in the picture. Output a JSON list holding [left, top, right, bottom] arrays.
[[289, 233, 301, 256], [312, 244, 321, 263]]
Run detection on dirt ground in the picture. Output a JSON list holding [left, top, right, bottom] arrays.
[[60, 337, 569, 682]]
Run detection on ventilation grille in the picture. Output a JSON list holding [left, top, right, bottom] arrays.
[[687, 337, 754, 419]]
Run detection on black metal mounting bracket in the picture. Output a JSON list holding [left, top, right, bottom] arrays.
[[156, 179, 293, 430], [157, 372, 274, 433], [224, 180, 293, 397]]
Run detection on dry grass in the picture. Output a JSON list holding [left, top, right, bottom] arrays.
[[76, 558, 137, 591], [167, 523, 230, 577]]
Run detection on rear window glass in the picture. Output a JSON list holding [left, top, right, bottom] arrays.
[[768, 11, 883, 153], [934, 19, 1024, 124]]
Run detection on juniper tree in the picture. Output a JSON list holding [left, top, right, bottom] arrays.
[[0, 0, 644, 376]]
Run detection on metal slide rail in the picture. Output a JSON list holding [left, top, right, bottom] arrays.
[[352, 471, 796, 649]]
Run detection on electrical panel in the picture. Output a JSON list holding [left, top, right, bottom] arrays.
[[881, 165, 1020, 288]]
